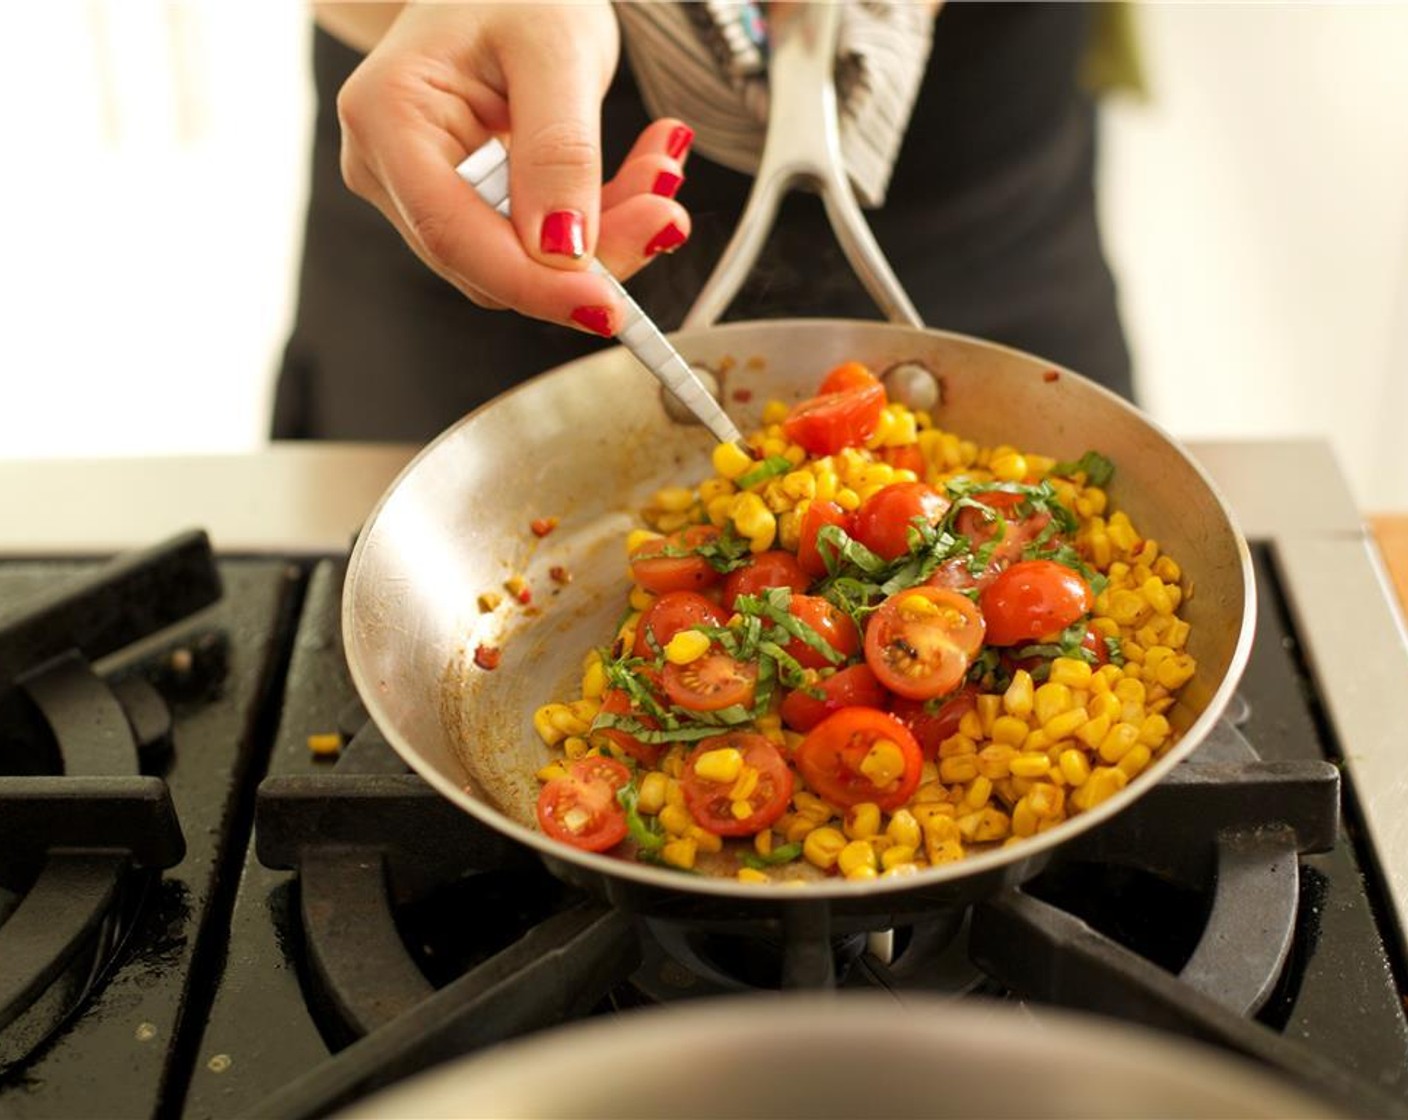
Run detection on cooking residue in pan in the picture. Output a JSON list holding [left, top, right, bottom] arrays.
[[531, 361, 1196, 883]]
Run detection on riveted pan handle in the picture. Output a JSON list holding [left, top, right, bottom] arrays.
[[682, 2, 923, 331]]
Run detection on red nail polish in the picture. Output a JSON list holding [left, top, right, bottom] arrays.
[[644, 222, 688, 256], [541, 210, 585, 258], [666, 124, 695, 161], [570, 305, 614, 337], [651, 171, 684, 199]]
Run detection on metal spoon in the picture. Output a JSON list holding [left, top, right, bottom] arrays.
[[456, 140, 743, 446]]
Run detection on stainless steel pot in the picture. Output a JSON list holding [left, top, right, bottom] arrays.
[[338, 994, 1337, 1119], [340, 3, 1254, 927]]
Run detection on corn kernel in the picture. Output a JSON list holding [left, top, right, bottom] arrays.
[[1049, 658, 1093, 689], [1155, 652, 1197, 691], [1087, 691, 1121, 724], [882, 844, 918, 870], [1003, 670, 1035, 718], [1027, 782, 1065, 820], [860, 740, 907, 787], [737, 867, 770, 884], [972, 807, 1012, 842], [694, 747, 744, 784], [990, 715, 1030, 747], [533, 703, 570, 747], [844, 802, 882, 840], [659, 804, 693, 836], [562, 735, 590, 760], [1011, 798, 1038, 838], [1098, 722, 1141, 764], [688, 826, 724, 853], [976, 693, 1002, 735], [964, 775, 994, 809], [1010, 754, 1051, 779], [535, 761, 569, 783], [927, 837, 965, 865], [729, 765, 760, 804], [662, 837, 698, 870], [662, 628, 710, 665], [1117, 744, 1152, 778], [938, 733, 978, 758], [886, 809, 922, 849], [581, 659, 608, 700], [976, 744, 1018, 780], [939, 754, 979, 784], [794, 790, 834, 822], [1058, 748, 1091, 787], [1075, 713, 1112, 751], [1072, 766, 1128, 811], [1138, 713, 1172, 748], [712, 441, 754, 480], [1033, 682, 1073, 726], [628, 584, 655, 612], [637, 771, 669, 815], [803, 827, 848, 870], [1043, 707, 1089, 741], [838, 840, 878, 877]]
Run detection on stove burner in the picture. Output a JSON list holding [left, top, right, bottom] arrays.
[[0, 532, 219, 1069]]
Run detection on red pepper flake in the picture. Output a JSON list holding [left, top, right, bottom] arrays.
[[549, 565, 572, 584], [1043, 369, 1060, 383], [732, 388, 754, 403], [530, 517, 559, 538], [504, 576, 532, 605], [473, 644, 502, 671]]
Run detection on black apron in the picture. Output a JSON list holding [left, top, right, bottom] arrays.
[[272, 3, 1133, 442]]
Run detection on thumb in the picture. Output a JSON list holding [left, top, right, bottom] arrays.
[[501, 35, 610, 270]]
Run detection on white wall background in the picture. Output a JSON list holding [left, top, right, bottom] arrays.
[[2, 2, 1406, 509]]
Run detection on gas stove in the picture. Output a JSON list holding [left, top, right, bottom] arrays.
[[0, 440, 1405, 1119]]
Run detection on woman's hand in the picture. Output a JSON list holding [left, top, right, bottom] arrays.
[[330, 2, 693, 336]]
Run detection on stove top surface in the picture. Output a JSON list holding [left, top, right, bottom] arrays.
[[1, 440, 1406, 1119]]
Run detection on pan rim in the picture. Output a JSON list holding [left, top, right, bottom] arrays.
[[343, 319, 1258, 900]]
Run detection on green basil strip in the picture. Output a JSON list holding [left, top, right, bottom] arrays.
[[1051, 450, 1116, 487], [591, 712, 717, 744], [740, 842, 804, 869], [617, 784, 666, 851], [736, 455, 793, 490]]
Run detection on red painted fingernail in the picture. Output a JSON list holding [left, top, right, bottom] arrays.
[[651, 170, 684, 199], [666, 124, 694, 160], [570, 305, 614, 337], [541, 210, 585, 258], [644, 222, 688, 256]]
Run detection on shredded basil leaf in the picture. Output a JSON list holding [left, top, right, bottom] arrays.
[[617, 784, 666, 852], [736, 455, 793, 490], [1051, 450, 1116, 487], [739, 842, 804, 869]]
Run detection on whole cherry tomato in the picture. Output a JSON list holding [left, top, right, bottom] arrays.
[[851, 483, 950, 562], [979, 559, 1093, 647]]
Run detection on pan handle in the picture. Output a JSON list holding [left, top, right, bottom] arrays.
[[681, 2, 924, 331]]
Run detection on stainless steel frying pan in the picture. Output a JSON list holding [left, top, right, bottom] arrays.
[[341, 4, 1255, 926]]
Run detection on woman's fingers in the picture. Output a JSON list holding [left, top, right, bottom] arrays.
[[333, 3, 627, 336], [498, 12, 618, 269], [601, 117, 694, 210], [597, 194, 692, 283]]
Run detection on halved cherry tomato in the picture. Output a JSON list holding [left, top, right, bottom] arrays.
[[784, 594, 860, 670], [632, 591, 727, 658], [850, 483, 950, 562], [863, 586, 986, 700], [779, 663, 889, 733], [795, 707, 923, 812], [596, 687, 663, 766], [890, 685, 978, 759], [797, 499, 850, 578], [629, 525, 723, 595], [953, 490, 1054, 569], [663, 652, 758, 712], [979, 559, 1093, 647], [681, 732, 794, 836], [781, 370, 887, 456], [536, 756, 631, 852], [722, 550, 810, 611]]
